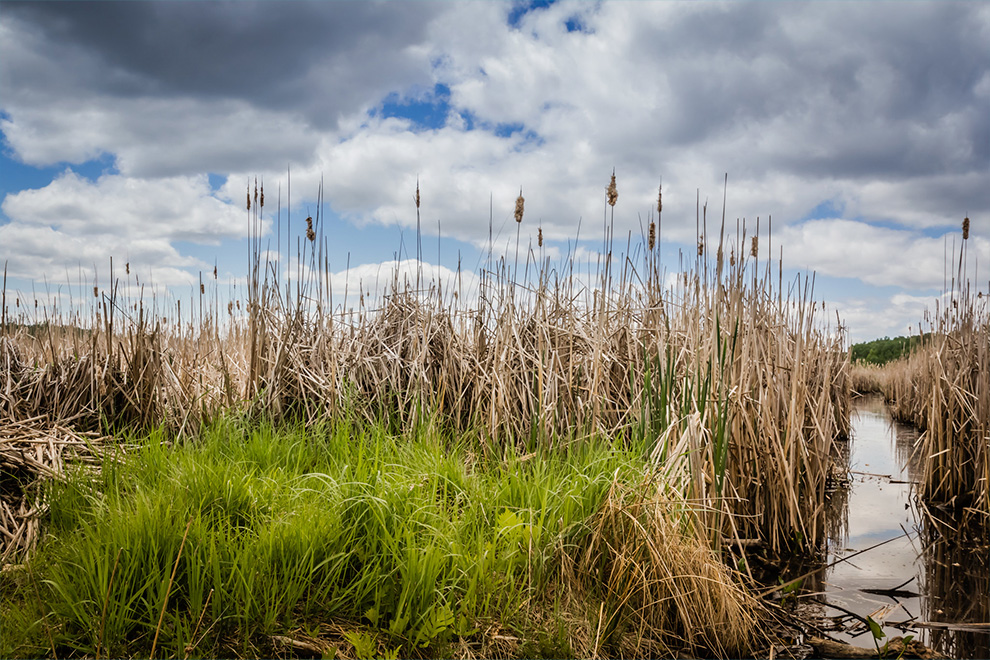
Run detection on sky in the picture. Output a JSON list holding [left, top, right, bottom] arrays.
[[1, 0, 987, 343]]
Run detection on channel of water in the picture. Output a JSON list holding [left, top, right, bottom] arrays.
[[799, 394, 989, 658]]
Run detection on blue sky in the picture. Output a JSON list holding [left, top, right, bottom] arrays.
[[1, 1, 987, 342]]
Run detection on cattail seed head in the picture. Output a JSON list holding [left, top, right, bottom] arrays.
[[415, 180, 421, 210], [126, 262, 130, 275], [697, 239, 704, 257], [227, 301, 233, 315], [260, 183, 264, 208], [305, 216, 316, 242], [750, 236, 758, 258], [515, 189, 525, 224], [213, 265, 218, 279], [200, 283, 205, 295], [648, 221, 656, 250], [729, 250, 736, 267], [246, 185, 251, 211], [254, 178, 258, 205], [538, 227, 543, 247], [657, 184, 662, 215], [606, 170, 618, 207], [93, 286, 98, 298], [962, 217, 970, 240]]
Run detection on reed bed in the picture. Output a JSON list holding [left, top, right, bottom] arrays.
[[872, 224, 989, 528], [1, 177, 849, 559]]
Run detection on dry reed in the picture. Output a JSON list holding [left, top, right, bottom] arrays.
[[0, 178, 851, 559]]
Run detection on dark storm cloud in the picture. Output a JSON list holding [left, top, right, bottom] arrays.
[[2, 1, 442, 129], [633, 2, 989, 180]]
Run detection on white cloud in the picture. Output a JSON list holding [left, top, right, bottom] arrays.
[[778, 218, 987, 290], [0, 172, 249, 284]]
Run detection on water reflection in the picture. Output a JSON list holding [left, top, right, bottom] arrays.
[[795, 395, 988, 658]]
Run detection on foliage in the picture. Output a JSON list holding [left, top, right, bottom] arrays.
[[850, 335, 925, 366]]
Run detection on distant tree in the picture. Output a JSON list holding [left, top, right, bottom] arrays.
[[850, 335, 926, 366]]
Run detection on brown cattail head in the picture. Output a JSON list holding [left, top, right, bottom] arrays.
[[254, 178, 258, 207], [200, 282, 205, 295], [126, 262, 130, 275], [213, 265, 218, 279], [648, 221, 656, 250], [93, 286, 99, 298], [657, 183, 662, 215], [750, 236, 758, 258], [729, 249, 736, 267], [260, 183, 264, 208], [962, 217, 970, 240], [415, 180, 421, 209], [227, 301, 233, 315], [606, 170, 618, 207], [697, 239, 704, 257], [515, 188, 524, 223], [538, 227, 543, 247], [305, 216, 316, 242], [246, 184, 251, 211]]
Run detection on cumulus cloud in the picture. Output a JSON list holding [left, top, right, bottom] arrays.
[[0, 172, 247, 283], [778, 218, 987, 290]]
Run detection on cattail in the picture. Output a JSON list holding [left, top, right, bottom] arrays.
[[750, 236, 758, 258], [515, 189, 525, 223], [246, 184, 251, 211], [200, 283, 205, 295], [606, 170, 618, 207], [415, 180, 421, 210], [729, 249, 736, 267], [962, 217, 970, 240], [227, 301, 233, 315], [93, 286, 98, 298], [648, 221, 656, 250], [260, 183, 264, 208], [236, 300, 241, 311], [213, 265, 217, 279], [538, 227, 543, 247], [697, 239, 704, 256], [657, 183, 662, 214], [126, 262, 130, 275], [254, 178, 258, 206], [306, 216, 315, 242]]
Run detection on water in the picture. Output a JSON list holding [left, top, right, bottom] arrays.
[[806, 394, 989, 657]]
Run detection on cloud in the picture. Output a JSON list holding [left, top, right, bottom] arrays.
[[778, 218, 987, 290], [0, 171, 247, 283], [0, 1, 442, 174], [2, 1, 988, 340]]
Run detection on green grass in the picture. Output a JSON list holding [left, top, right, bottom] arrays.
[[2, 417, 659, 659]]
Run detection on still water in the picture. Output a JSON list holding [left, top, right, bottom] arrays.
[[810, 394, 989, 658]]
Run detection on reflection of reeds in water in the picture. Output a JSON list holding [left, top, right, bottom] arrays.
[[824, 435, 851, 550], [921, 517, 990, 659]]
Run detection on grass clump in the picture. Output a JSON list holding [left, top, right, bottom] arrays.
[[0, 417, 764, 659]]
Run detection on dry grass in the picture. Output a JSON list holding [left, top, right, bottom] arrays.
[[0, 178, 850, 558], [565, 478, 765, 658]]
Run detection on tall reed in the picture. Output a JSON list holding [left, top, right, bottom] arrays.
[[1, 176, 849, 554], [877, 221, 988, 527]]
